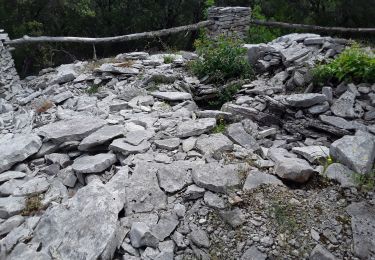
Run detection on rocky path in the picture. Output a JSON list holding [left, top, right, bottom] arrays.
[[0, 34, 374, 260]]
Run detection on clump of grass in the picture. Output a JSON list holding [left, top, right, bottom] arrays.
[[86, 84, 100, 95], [313, 44, 375, 85], [34, 99, 54, 113], [22, 195, 43, 216], [189, 34, 253, 84], [352, 171, 375, 192], [212, 117, 227, 133], [163, 55, 175, 64], [208, 82, 242, 108], [268, 200, 298, 234]]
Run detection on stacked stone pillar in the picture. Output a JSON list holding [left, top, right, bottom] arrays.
[[207, 7, 251, 40]]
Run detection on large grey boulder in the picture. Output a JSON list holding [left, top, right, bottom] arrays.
[[292, 145, 329, 163], [225, 122, 259, 150], [195, 133, 233, 159], [243, 170, 283, 191], [151, 212, 179, 241], [0, 134, 42, 173], [176, 118, 216, 138], [192, 163, 243, 193], [330, 131, 375, 174], [32, 168, 128, 260], [126, 163, 167, 214], [274, 158, 316, 183], [151, 92, 192, 101], [285, 93, 327, 108], [7, 243, 51, 260], [346, 202, 375, 259], [37, 117, 106, 144], [79, 125, 124, 151], [325, 163, 356, 188], [72, 153, 117, 174]]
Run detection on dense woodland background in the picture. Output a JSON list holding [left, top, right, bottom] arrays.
[[1, 0, 374, 76]]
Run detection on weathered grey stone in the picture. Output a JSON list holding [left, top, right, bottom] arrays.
[[292, 145, 329, 163], [37, 117, 106, 144], [192, 163, 242, 193], [156, 161, 194, 193], [195, 133, 233, 159], [309, 244, 338, 260], [0, 196, 25, 219], [182, 137, 197, 152], [225, 123, 259, 150], [130, 222, 159, 248], [154, 138, 181, 151], [124, 130, 153, 146], [72, 153, 117, 174], [0, 215, 24, 236], [151, 92, 192, 101], [243, 170, 283, 191], [0, 171, 26, 183], [45, 154, 70, 169], [176, 118, 216, 138], [241, 245, 267, 260], [319, 115, 357, 130], [109, 138, 151, 155], [331, 90, 364, 119], [52, 91, 73, 104], [267, 147, 297, 163], [96, 63, 139, 74], [126, 163, 167, 214], [322, 86, 333, 104], [79, 125, 124, 151], [204, 191, 225, 209], [330, 131, 375, 174], [151, 212, 179, 241], [12, 177, 50, 196], [325, 163, 356, 188], [183, 185, 205, 200], [190, 229, 210, 248], [274, 158, 316, 183], [219, 208, 245, 228], [7, 242, 51, 260], [346, 202, 375, 260], [32, 168, 128, 260], [285, 93, 327, 108], [0, 134, 42, 173], [308, 102, 330, 114]]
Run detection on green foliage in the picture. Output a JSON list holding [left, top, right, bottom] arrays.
[[268, 200, 298, 233], [208, 82, 242, 108], [190, 35, 253, 84], [163, 55, 175, 64], [352, 171, 375, 192], [313, 45, 375, 84], [246, 5, 282, 44], [212, 117, 227, 133], [86, 85, 101, 95]]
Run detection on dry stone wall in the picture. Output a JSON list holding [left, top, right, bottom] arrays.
[[0, 30, 20, 97], [207, 6, 251, 40]]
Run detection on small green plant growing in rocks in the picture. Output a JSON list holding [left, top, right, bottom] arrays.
[[189, 35, 253, 84], [163, 55, 175, 64], [86, 84, 101, 95], [313, 44, 375, 85], [352, 171, 375, 192], [212, 117, 227, 133], [22, 195, 43, 216], [269, 200, 298, 234], [208, 82, 242, 108]]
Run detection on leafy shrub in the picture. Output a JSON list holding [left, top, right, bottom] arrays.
[[246, 5, 282, 44], [163, 55, 175, 64], [313, 45, 375, 84], [189, 35, 253, 84], [208, 82, 242, 108]]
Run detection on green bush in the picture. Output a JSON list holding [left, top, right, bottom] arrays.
[[313, 45, 375, 84], [246, 5, 282, 44], [189, 35, 253, 84]]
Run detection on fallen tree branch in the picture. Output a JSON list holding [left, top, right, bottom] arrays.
[[251, 20, 375, 34], [5, 20, 213, 45]]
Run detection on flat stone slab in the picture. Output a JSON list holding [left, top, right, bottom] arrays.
[[195, 133, 233, 159], [0, 196, 26, 219], [243, 170, 284, 191], [0, 171, 26, 183], [225, 122, 258, 150], [156, 161, 196, 193], [292, 145, 329, 163], [151, 92, 192, 101], [96, 63, 139, 74], [32, 169, 128, 260], [154, 138, 181, 151], [330, 131, 375, 174], [346, 202, 375, 259], [126, 163, 167, 214], [192, 163, 244, 193], [109, 138, 151, 155], [285, 93, 327, 108], [274, 158, 315, 183], [79, 125, 124, 151], [331, 90, 364, 119], [37, 117, 106, 144], [0, 134, 42, 173], [176, 118, 216, 138], [72, 153, 117, 174]]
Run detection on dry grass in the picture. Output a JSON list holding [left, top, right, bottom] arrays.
[[22, 195, 44, 216]]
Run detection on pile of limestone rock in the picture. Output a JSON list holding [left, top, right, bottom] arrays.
[[0, 34, 374, 260]]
